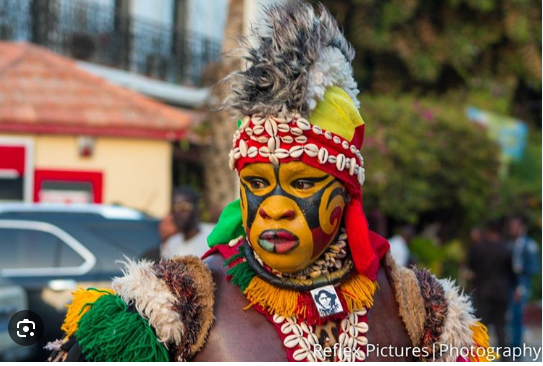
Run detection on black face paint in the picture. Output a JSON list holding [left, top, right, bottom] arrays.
[[241, 167, 341, 229]]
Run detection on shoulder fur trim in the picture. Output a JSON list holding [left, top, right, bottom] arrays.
[[384, 252, 425, 346], [222, 3, 357, 117], [112, 258, 184, 346], [435, 278, 478, 362], [172, 255, 215, 359]]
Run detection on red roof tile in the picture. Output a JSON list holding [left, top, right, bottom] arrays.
[[0, 42, 194, 140]]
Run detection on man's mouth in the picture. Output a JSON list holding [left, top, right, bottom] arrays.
[[258, 230, 300, 254]]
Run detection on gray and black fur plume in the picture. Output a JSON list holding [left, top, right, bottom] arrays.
[[222, 2, 360, 118]]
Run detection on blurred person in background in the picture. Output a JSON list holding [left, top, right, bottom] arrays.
[[388, 225, 415, 267], [140, 212, 179, 262], [161, 186, 212, 259], [507, 216, 540, 348], [468, 219, 513, 351]]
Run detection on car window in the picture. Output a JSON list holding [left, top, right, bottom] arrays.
[[0, 228, 84, 269]]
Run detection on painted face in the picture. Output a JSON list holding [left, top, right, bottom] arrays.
[[239, 161, 346, 273]]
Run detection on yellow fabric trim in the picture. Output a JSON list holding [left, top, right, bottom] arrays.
[[308, 86, 364, 141], [468, 321, 500, 362], [243, 273, 377, 318], [339, 273, 378, 312], [61, 287, 114, 337]]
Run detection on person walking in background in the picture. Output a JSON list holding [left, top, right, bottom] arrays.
[[507, 216, 540, 348], [140, 212, 179, 261], [161, 186, 212, 259], [388, 225, 415, 267], [468, 219, 513, 351]]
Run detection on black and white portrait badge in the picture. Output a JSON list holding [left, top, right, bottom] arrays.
[[310, 285, 343, 318]]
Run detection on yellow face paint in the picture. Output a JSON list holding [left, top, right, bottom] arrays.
[[239, 161, 346, 273]]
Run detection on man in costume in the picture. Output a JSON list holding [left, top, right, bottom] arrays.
[[48, 3, 495, 362]]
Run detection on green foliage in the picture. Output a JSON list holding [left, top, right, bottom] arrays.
[[317, 0, 542, 124], [360, 94, 501, 227]]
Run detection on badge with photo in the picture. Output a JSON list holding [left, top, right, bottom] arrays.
[[310, 285, 343, 318]]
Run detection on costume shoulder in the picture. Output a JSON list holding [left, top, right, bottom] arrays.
[[383, 252, 497, 362], [47, 256, 215, 362]]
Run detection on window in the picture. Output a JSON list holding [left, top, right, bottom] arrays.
[[0, 228, 84, 269], [0, 221, 95, 276]]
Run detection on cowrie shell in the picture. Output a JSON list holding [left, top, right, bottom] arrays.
[[355, 350, 366, 361], [253, 125, 265, 135], [273, 116, 288, 123], [327, 155, 337, 164], [289, 146, 304, 158], [300, 322, 312, 334], [349, 313, 358, 324], [257, 136, 268, 144], [268, 136, 280, 152], [355, 308, 367, 316], [240, 116, 250, 130], [296, 118, 311, 131], [281, 322, 293, 334], [250, 135, 259, 142], [277, 123, 290, 133], [259, 146, 270, 157], [304, 144, 318, 157], [339, 332, 348, 347], [350, 145, 358, 154], [298, 336, 311, 349], [342, 141, 350, 150], [356, 336, 368, 346], [292, 348, 309, 361], [357, 321, 369, 333], [333, 136, 341, 144], [358, 167, 365, 185], [308, 333, 319, 346], [312, 125, 323, 135], [283, 334, 300, 348], [336, 154, 346, 171], [290, 127, 303, 136], [324, 131, 333, 140], [348, 325, 358, 338], [269, 154, 279, 166], [265, 119, 278, 136], [275, 148, 289, 159], [295, 135, 307, 144], [318, 148, 329, 164], [349, 158, 357, 175], [281, 135, 293, 144], [306, 352, 316, 362], [252, 115, 265, 125], [239, 140, 248, 157], [233, 147, 241, 159], [273, 314, 285, 324], [247, 146, 258, 158]]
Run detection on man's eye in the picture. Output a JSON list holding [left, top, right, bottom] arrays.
[[250, 179, 269, 189], [292, 180, 315, 190]]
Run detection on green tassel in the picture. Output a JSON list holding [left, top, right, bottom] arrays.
[[227, 261, 256, 292], [75, 294, 169, 362]]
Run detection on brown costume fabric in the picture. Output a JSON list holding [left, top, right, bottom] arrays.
[[384, 252, 426, 346], [414, 267, 449, 361]]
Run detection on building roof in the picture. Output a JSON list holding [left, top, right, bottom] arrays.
[[0, 42, 194, 140]]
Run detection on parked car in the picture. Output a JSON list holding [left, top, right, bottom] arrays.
[[0, 277, 31, 361], [0, 203, 160, 360]]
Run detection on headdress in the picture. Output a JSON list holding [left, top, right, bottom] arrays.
[[212, 3, 389, 281]]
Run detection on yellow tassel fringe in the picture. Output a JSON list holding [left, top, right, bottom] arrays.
[[468, 321, 499, 362], [61, 287, 114, 337], [243, 273, 378, 318]]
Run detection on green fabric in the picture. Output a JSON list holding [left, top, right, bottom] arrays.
[[75, 294, 169, 362], [237, 119, 242, 128], [207, 199, 245, 247]]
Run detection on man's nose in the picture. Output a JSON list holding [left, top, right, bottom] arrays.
[[259, 208, 295, 220], [258, 196, 297, 220]]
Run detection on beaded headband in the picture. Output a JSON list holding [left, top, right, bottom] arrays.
[[230, 113, 366, 197]]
